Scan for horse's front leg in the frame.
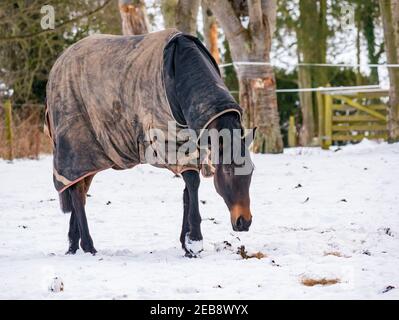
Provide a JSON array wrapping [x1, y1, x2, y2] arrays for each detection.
[[181, 170, 203, 257], [180, 187, 190, 247]]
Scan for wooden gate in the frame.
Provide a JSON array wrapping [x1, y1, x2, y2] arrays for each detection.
[[318, 88, 389, 149]]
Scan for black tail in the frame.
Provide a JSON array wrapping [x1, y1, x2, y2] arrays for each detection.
[[59, 188, 73, 213]]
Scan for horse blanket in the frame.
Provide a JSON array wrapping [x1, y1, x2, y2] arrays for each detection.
[[45, 28, 242, 193]]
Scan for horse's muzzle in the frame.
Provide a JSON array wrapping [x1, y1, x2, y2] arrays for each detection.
[[232, 216, 252, 232]]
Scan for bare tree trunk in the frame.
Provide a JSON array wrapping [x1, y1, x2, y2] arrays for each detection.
[[316, 0, 328, 87], [176, 0, 200, 35], [160, 0, 200, 35], [119, 0, 150, 35], [205, 0, 283, 153], [295, 0, 328, 146], [296, 0, 316, 146], [380, 0, 399, 142], [298, 66, 315, 146], [238, 65, 283, 153], [161, 0, 178, 28], [355, 17, 362, 86], [202, 5, 220, 64]]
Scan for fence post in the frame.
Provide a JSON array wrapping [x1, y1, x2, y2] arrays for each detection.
[[316, 91, 324, 146], [288, 115, 297, 147], [3, 99, 14, 160], [323, 94, 333, 150], [34, 109, 41, 159]]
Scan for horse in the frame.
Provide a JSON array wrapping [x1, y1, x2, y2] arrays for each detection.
[[45, 29, 255, 257]]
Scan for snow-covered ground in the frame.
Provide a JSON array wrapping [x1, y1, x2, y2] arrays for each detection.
[[0, 140, 398, 299]]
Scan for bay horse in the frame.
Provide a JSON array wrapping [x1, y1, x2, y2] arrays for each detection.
[[45, 29, 255, 257], [61, 113, 254, 257]]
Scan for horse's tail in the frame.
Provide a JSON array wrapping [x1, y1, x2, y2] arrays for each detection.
[[59, 188, 73, 213]]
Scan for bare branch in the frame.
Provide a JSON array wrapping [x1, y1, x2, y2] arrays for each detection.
[[0, 0, 113, 42]]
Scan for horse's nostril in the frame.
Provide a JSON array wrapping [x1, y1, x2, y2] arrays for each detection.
[[234, 216, 251, 232], [236, 216, 243, 228]]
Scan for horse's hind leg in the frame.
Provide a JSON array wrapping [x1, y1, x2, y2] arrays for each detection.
[[66, 175, 94, 254], [69, 175, 97, 255], [66, 210, 80, 254]]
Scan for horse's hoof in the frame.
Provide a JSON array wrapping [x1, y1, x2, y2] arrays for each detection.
[[66, 246, 78, 255], [80, 242, 97, 255], [184, 233, 203, 257], [84, 248, 97, 256], [184, 251, 197, 258], [65, 249, 77, 255]]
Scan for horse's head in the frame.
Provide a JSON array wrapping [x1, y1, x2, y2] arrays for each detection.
[[206, 113, 255, 232]]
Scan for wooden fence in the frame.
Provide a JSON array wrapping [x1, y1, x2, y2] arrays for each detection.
[[0, 100, 51, 160], [317, 88, 389, 149], [2, 89, 391, 157]]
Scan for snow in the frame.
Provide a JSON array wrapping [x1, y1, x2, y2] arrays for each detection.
[[0, 140, 398, 299]]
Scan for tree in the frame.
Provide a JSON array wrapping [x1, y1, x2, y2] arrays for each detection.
[[360, 1, 382, 84], [160, 0, 178, 28], [0, 0, 116, 104], [380, 0, 399, 142], [202, 4, 220, 64], [176, 0, 200, 35], [204, 0, 283, 153], [118, 0, 150, 35], [347, 0, 384, 84], [296, 0, 328, 146], [160, 0, 200, 35]]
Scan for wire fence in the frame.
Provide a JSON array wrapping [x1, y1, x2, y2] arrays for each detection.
[[220, 61, 394, 95], [230, 85, 389, 94], [0, 60, 395, 158], [0, 61, 396, 106], [219, 61, 399, 69]]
